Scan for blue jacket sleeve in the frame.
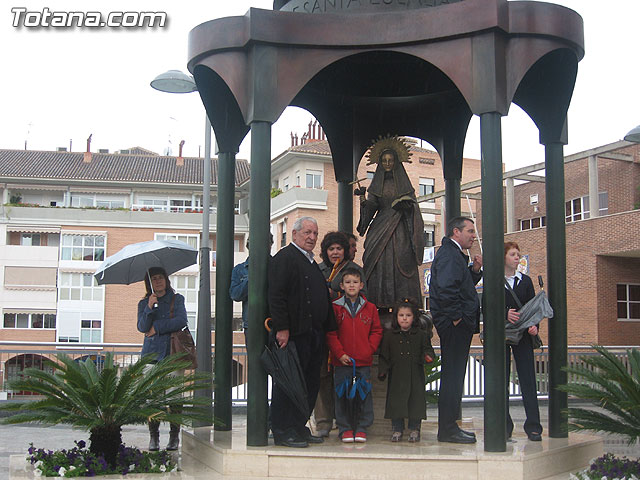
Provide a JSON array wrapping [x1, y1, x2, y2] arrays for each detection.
[[137, 298, 154, 334], [229, 264, 249, 302], [155, 294, 188, 335]]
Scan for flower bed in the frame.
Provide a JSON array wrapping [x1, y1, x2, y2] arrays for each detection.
[[571, 453, 640, 480], [27, 441, 177, 477]]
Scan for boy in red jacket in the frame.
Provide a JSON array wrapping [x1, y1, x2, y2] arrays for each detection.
[[326, 267, 383, 443]]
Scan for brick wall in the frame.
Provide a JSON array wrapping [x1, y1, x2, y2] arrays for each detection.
[[505, 210, 640, 346]]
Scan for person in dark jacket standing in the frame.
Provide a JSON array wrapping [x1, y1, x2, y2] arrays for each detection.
[[137, 267, 188, 451], [429, 217, 482, 444], [504, 241, 543, 441], [268, 216, 337, 448]]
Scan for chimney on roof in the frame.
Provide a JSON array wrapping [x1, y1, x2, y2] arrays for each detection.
[[83, 134, 92, 163], [176, 140, 185, 166]]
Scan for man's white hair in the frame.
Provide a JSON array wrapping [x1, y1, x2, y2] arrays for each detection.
[[292, 216, 318, 232]]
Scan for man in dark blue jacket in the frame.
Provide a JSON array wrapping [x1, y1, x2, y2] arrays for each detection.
[[268, 216, 336, 448], [429, 216, 482, 443]]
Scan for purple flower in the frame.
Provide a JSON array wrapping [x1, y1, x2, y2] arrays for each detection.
[[76, 440, 86, 449]]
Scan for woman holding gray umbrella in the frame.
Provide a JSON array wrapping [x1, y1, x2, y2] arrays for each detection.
[[137, 266, 188, 451], [504, 242, 542, 442]]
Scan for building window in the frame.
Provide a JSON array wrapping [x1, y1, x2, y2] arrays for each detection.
[[58, 336, 79, 343], [80, 320, 102, 343], [617, 284, 640, 321], [169, 199, 193, 213], [171, 275, 198, 343], [283, 177, 290, 191], [306, 170, 322, 189], [139, 198, 168, 211], [565, 193, 608, 222], [155, 233, 198, 249], [281, 220, 287, 248], [20, 233, 41, 246], [423, 228, 435, 247], [419, 178, 435, 197], [520, 216, 546, 231], [61, 235, 105, 261], [3, 312, 56, 329], [59, 273, 103, 301], [72, 194, 124, 209]]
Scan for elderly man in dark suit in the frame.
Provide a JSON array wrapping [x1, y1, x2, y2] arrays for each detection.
[[429, 216, 483, 444], [268, 216, 336, 448]]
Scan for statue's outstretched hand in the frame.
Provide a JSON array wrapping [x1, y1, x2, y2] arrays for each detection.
[[354, 186, 367, 197]]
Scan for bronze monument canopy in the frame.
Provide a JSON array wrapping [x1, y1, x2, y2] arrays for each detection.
[[188, 0, 583, 178]]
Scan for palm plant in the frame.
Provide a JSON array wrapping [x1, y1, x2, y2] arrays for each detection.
[[559, 345, 640, 444], [0, 352, 213, 467], [424, 355, 442, 404]]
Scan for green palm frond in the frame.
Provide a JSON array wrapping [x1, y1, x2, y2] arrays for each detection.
[[0, 352, 213, 429], [559, 345, 640, 445]]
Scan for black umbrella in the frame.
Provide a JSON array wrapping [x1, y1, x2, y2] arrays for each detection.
[[260, 337, 309, 419]]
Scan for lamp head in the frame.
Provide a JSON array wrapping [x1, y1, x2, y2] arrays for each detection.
[[150, 70, 197, 94], [624, 125, 640, 143]]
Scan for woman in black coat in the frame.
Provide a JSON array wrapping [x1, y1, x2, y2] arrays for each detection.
[[504, 241, 542, 441]]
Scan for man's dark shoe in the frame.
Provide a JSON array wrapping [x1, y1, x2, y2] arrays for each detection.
[[527, 432, 542, 442], [438, 431, 477, 444], [305, 434, 324, 444], [274, 435, 308, 448], [459, 429, 476, 438]]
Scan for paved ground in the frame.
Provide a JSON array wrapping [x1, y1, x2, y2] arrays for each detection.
[[1, 403, 638, 479]]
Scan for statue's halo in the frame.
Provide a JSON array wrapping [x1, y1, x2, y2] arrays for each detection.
[[365, 135, 412, 166]]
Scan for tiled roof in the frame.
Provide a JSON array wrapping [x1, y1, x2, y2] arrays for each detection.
[[0, 149, 250, 186], [285, 139, 438, 156], [287, 140, 333, 156]]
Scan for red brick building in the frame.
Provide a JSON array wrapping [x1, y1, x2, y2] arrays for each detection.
[[500, 141, 640, 346]]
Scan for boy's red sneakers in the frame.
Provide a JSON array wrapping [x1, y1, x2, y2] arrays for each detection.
[[341, 430, 355, 443], [354, 432, 367, 443]]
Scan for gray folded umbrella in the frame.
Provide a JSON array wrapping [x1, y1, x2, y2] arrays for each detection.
[[505, 290, 554, 345]]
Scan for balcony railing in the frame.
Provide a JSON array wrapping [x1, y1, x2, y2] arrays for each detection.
[[0, 343, 634, 404]]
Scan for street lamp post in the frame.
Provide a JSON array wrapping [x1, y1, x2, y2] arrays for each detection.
[[151, 70, 213, 426]]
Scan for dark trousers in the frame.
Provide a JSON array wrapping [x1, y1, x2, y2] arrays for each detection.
[[271, 328, 324, 440], [436, 324, 473, 437], [506, 333, 542, 436], [334, 366, 373, 434], [392, 418, 421, 433]]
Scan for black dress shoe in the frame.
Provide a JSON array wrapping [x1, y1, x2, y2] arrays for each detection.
[[274, 435, 308, 448], [459, 429, 476, 438], [438, 431, 477, 444], [527, 432, 542, 442], [305, 434, 324, 444]]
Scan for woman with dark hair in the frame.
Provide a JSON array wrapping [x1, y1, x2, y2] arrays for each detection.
[[504, 242, 542, 441], [318, 231, 366, 300], [356, 137, 424, 313], [137, 266, 188, 451]]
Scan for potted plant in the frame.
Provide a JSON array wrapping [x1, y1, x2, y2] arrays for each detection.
[[560, 345, 640, 479], [0, 353, 212, 469]]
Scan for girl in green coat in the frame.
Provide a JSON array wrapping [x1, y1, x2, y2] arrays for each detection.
[[378, 300, 435, 442]]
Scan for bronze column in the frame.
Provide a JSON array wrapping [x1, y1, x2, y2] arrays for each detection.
[[247, 120, 272, 446], [480, 112, 506, 452], [545, 141, 568, 438], [214, 150, 236, 431]]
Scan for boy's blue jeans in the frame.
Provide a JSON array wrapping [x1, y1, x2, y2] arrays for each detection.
[[334, 365, 373, 434]]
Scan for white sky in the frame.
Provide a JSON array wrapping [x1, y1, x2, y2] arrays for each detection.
[[1, 1, 638, 172]]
